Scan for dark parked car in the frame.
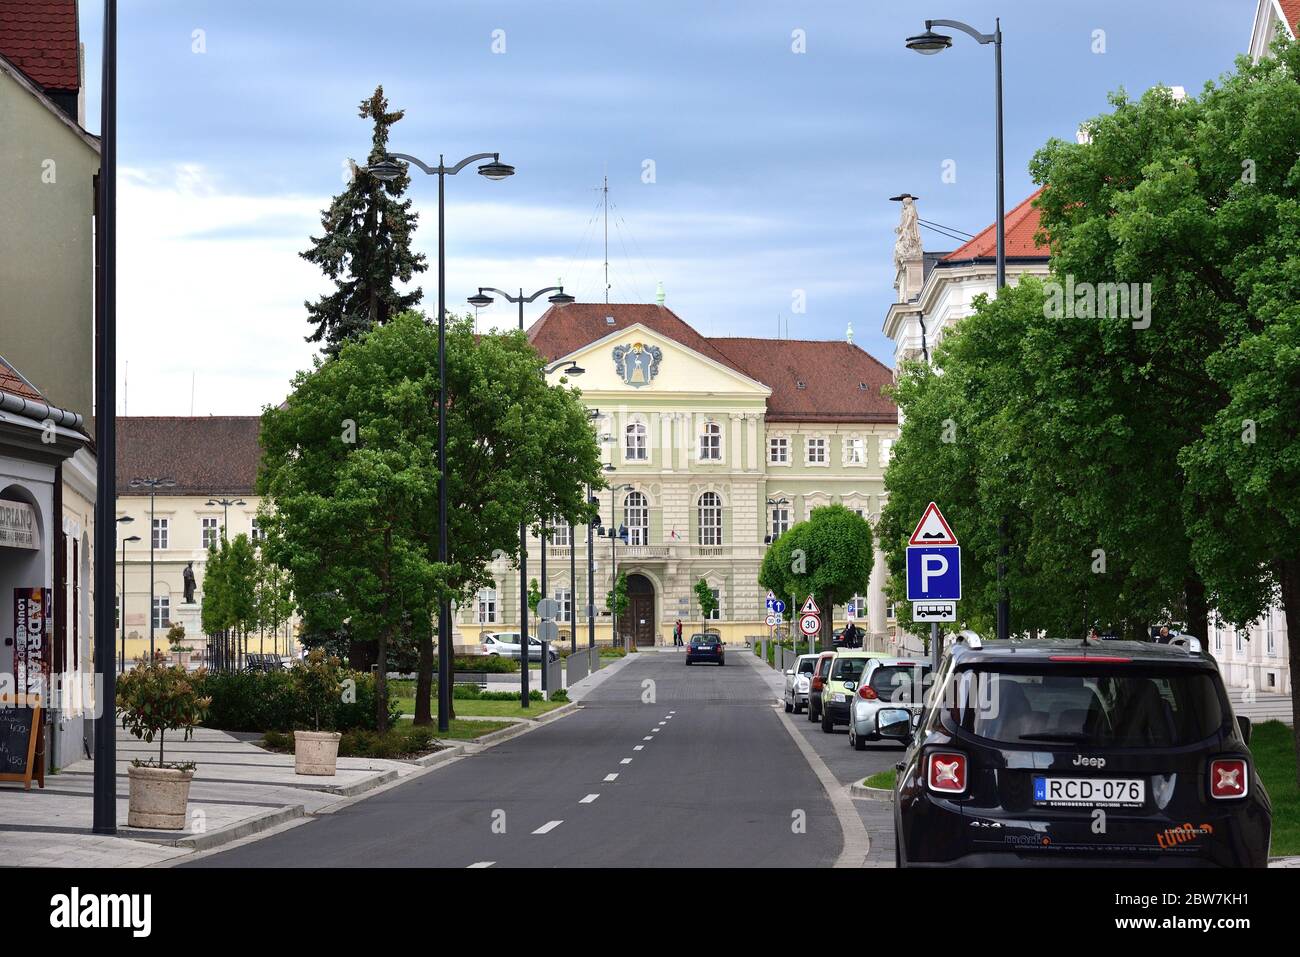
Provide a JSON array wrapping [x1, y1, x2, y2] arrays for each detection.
[[892, 636, 1271, 868], [805, 651, 836, 724], [685, 632, 725, 666]]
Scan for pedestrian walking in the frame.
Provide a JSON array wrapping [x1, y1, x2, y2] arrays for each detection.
[[674, 618, 683, 646]]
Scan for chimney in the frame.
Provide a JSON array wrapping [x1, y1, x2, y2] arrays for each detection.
[[846, 322, 854, 345], [655, 280, 665, 306]]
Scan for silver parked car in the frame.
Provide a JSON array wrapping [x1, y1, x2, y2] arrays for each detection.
[[782, 653, 820, 715], [480, 632, 558, 662], [847, 657, 931, 750]]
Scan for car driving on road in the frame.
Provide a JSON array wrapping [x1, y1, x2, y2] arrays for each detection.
[[892, 636, 1272, 868], [685, 632, 725, 666], [848, 657, 931, 750], [818, 649, 889, 733], [783, 653, 820, 714]]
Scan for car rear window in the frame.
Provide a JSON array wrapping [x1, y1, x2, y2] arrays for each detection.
[[690, 635, 714, 646], [950, 666, 1227, 748], [831, 657, 867, 681], [868, 664, 930, 703], [797, 659, 817, 674]]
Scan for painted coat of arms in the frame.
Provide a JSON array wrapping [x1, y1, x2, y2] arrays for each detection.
[[612, 341, 662, 387]]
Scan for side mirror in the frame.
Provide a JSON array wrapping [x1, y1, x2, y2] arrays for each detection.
[[785, 669, 794, 676], [877, 708, 912, 741], [844, 682, 857, 692], [1237, 715, 1252, 745]]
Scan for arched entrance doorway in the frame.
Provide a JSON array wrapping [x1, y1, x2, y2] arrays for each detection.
[[619, 573, 656, 647]]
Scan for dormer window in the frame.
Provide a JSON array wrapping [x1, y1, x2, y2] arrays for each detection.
[[605, 316, 615, 325], [796, 380, 807, 390]]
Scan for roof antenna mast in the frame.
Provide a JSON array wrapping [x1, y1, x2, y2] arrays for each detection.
[[603, 171, 610, 305]]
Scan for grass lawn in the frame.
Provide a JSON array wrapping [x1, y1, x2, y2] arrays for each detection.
[[1251, 720, 1299, 857], [864, 769, 896, 790], [436, 719, 516, 740], [394, 695, 567, 721]]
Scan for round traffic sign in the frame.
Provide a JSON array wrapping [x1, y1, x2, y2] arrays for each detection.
[[765, 614, 777, 626], [799, 614, 820, 636]]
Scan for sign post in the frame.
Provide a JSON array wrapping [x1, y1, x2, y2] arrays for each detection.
[[905, 502, 961, 673]]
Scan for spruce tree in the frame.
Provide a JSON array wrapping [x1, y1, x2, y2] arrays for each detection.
[[301, 85, 427, 354]]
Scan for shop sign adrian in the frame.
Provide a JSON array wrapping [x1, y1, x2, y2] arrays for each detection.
[[0, 501, 37, 550]]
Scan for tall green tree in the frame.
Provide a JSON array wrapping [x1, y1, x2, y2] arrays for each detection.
[[301, 85, 427, 354], [693, 578, 718, 640], [759, 504, 873, 645], [259, 312, 601, 729]]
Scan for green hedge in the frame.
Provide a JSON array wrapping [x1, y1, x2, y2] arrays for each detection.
[[200, 669, 402, 732]]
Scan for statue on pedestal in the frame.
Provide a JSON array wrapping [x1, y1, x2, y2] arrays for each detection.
[[183, 562, 197, 604]]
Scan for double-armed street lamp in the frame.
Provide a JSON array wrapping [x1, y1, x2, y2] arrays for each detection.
[[907, 16, 1009, 640], [116, 515, 138, 673], [206, 496, 246, 541], [129, 477, 175, 657], [366, 150, 514, 732], [601, 473, 634, 648], [466, 284, 580, 706], [764, 497, 789, 545]]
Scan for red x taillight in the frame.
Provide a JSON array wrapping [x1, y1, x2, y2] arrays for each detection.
[[1209, 758, 1248, 799], [858, 685, 877, 700], [927, 751, 967, 794]]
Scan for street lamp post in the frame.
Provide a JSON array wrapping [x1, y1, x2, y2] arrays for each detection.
[[907, 16, 1008, 640], [129, 477, 175, 657], [368, 151, 514, 733], [466, 285, 577, 706], [117, 515, 137, 673]]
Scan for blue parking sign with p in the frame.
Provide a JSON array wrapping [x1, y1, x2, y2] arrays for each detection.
[[906, 546, 961, 601]]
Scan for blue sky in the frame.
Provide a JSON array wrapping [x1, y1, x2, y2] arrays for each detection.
[[78, 1, 1252, 414]]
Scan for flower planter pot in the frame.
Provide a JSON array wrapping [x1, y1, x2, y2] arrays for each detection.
[[294, 730, 342, 776], [126, 764, 195, 830]]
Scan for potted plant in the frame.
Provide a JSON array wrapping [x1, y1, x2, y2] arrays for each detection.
[[291, 648, 343, 775], [166, 622, 190, 668], [115, 651, 211, 829]]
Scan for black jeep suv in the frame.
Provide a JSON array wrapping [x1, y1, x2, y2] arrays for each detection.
[[890, 637, 1271, 867]]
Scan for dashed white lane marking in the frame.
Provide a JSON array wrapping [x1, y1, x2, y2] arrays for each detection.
[[620, 758, 633, 764], [669, 710, 676, 714], [634, 745, 644, 751], [580, 794, 600, 804], [650, 728, 659, 733], [643, 735, 653, 740], [604, 773, 619, 782], [533, 820, 564, 835], [658, 721, 667, 725], [468, 861, 495, 868]]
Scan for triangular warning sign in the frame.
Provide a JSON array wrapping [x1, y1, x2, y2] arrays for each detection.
[[909, 502, 958, 545], [801, 596, 820, 616]]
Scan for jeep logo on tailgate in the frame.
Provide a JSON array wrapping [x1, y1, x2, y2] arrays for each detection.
[[1072, 755, 1106, 769]]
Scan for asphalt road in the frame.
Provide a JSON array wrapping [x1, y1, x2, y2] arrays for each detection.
[[185, 651, 845, 867]]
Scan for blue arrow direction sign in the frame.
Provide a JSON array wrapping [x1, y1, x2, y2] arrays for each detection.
[[772, 599, 786, 614], [906, 545, 961, 602]]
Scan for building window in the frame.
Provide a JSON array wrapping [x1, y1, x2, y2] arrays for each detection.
[[624, 491, 649, 546], [201, 517, 219, 549], [1213, 613, 1222, 652], [769, 436, 788, 464], [847, 437, 865, 465], [770, 506, 789, 538], [879, 437, 894, 467], [115, 594, 121, 631], [699, 421, 722, 461], [625, 420, 648, 460], [886, 603, 896, 620], [806, 436, 826, 464], [152, 596, 170, 631], [550, 521, 571, 547], [698, 492, 722, 546], [251, 518, 265, 542], [152, 517, 169, 550], [1235, 628, 1243, 653], [1266, 610, 1275, 654], [477, 587, 498, 624], [555, 587, 572, 622], [707, 587, 722, 621]]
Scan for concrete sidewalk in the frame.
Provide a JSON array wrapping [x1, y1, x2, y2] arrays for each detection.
[[0, 727, 426, 867]]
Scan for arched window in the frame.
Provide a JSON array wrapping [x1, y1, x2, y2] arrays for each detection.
[[697, 492, 722, 546], [699, 421, 722, 461], [625, 420, 647, 460], [624, 491, 649, 546]]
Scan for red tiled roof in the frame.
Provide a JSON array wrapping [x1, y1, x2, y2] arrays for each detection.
[[942, 187, 1048, 262], [709, 337, 896, 423], [0, 0, 79, 90], [1281, 0, 1300, 35], [117, 417, 263, 497], [528, 304, 896, 424], [0, 353, 45, 401]]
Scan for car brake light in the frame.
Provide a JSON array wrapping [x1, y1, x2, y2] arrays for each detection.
[[1209, 758, 1248, 799], [811, 677, 823, 691], [927, 751, 967, 795], [1049, 655, 1132, 662], [858, 685, 877, 700]]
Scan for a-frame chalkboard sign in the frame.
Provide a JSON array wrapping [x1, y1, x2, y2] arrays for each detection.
[[0, 694, 44, 789]]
